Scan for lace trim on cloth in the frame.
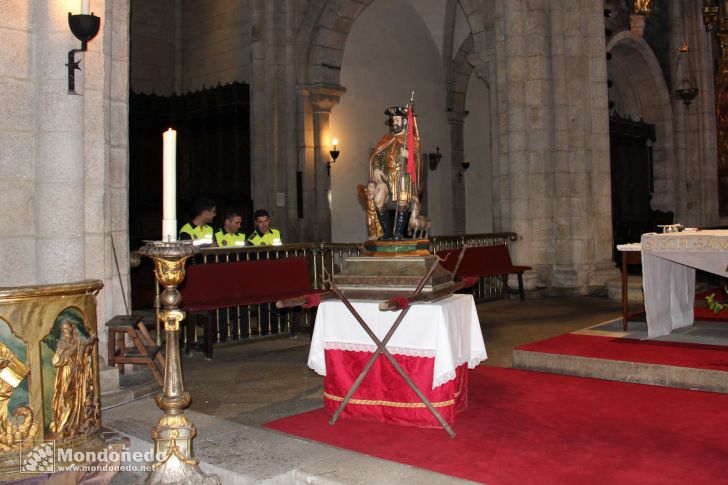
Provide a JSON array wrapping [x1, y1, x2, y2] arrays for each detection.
[[433, 357, 487, 388], [432, 370, 457, 389], [307, 359, 326, 376], [323, 341, 436, 358]]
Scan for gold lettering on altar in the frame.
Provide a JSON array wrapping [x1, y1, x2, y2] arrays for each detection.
[[643, 235, 728, 253]]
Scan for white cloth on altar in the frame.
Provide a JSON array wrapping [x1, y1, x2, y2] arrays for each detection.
[[307, 294, 487, 389], [641, 230, 728, 338]]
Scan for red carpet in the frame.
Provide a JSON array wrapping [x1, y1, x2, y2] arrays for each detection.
[[517, 333, 728, 371], [263, 366, 728, 484]]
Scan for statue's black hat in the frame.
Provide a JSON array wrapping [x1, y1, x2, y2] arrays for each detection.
[[384, 106, 409, 117]]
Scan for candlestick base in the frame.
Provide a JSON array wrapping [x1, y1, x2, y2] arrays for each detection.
[[139, 240, 219, 485]]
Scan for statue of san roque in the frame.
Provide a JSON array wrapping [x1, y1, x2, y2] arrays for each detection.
[[367, 101, 424, 240]]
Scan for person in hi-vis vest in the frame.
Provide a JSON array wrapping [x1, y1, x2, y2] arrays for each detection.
[[214, 209, 247, 247], [179, 198, 216, 245], [247, 209, 282, 246]]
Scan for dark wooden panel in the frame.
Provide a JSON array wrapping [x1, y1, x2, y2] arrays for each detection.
[[609, 115, 673, 267], [129, 82, 252, 247]]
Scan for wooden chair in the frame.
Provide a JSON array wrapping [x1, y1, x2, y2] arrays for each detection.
[[106, 315, 164, 386]]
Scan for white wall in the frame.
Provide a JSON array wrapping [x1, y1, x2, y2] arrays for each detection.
[[330, 0, 452, 242], [464, 71, 493, 233]]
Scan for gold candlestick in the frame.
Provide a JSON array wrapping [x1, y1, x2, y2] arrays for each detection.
[[139, 240, 219, 485]]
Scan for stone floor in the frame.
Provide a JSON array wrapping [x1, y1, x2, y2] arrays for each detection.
[[104, 291, 632, 483]]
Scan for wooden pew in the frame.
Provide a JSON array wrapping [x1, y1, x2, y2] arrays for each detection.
[[436, 244, 531, 301], [179, 257, 321, 358]]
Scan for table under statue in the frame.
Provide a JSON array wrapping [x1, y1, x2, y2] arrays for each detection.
[[307, 294, 487, 433]]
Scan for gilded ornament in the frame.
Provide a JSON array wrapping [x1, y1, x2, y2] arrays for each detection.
[[49, 321, 99, 440], [0, 343, 38, 452]]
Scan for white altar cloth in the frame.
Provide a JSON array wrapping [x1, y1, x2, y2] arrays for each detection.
[[641, 230, 728, 338], [307, 294, 487, 389]]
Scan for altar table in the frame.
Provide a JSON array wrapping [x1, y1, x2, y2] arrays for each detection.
[[307, 294, 487, 427], [641, 230, 728, 338]]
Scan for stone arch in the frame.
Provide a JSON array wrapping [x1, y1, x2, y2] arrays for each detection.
[[297, 0, 372, 88], [456, 0, 495, 83], [607, 30, 675, 213], [449, 35, 475, 114]]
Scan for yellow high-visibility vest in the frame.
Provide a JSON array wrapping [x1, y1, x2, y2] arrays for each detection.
[[247, 228, 282, 246]]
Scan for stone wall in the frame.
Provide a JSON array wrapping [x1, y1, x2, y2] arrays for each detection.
[[0, 0, 130, 368], [130, 0, 177, 95], [180, 0, 251, 93]]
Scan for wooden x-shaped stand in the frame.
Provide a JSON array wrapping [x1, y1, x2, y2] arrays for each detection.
[[321, 253, 464, 438]]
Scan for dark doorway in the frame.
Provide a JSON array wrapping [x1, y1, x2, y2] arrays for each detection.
[[609, 115, 673, 266]]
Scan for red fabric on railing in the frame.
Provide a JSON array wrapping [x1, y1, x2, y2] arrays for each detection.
[[461, 276, 479, 288], [302, 293, 321, 308], [180, 257, 313, 311]]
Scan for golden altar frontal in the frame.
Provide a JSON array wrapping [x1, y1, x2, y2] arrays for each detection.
[[0, 280, 105, 479]]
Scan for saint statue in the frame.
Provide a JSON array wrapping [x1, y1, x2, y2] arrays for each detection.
[[368, 100, 424, 240], [49, 321, 97, 440]]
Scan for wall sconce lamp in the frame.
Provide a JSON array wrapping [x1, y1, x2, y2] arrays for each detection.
[[67, 2, 100, 95], [328, 138, 340, 176], [459, 159, 470, 182], [429, 146, 442, 171]]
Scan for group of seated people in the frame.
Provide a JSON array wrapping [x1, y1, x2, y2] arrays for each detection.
[[178, 199, 283, 247]]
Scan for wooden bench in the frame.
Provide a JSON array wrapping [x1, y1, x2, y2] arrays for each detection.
[[179, 257, 321, 358], [436, 244, 531, 301]]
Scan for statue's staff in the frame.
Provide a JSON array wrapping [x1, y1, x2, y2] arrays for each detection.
[[393, 91, 416, 237]]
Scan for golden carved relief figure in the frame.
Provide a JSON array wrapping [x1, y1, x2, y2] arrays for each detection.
[[49, 321, 98, 440], [0, 342, 38, 451]]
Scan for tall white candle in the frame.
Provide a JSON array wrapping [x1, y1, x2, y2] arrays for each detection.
[[81, 0, 90, 14], [162, 128, 177, 241]]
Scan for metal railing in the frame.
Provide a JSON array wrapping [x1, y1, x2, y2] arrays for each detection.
[[156, 232, 518, 349]]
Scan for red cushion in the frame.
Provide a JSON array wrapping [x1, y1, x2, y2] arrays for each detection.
[[180, 257, 314, 311]]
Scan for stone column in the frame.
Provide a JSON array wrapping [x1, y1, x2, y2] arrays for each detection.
[[34, 0, 86, 283], [584, 0, 620, 288], [549, 0, 617, 292], [447, 111, 467, 233], [669, 0, 719, 227], [308, 83, 345, 242], [0, 1, 35, 286], [495, 0, 544, 288]]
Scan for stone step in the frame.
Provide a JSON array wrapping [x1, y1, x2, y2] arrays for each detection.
[[100, 367, 160, 410], [512, 348, 728, 394], [605, 275, 644, 302]]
